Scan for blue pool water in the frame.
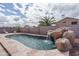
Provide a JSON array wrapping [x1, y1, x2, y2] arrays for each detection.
[[6, 34, 56, 50]]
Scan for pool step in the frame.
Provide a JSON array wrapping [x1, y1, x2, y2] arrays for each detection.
[[0, 43, 9, 56]]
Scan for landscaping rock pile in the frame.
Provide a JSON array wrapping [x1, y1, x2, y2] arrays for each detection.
[[47, 27, 75, 52], [63, 30, 75, 46], [55, 38, 72, 52]]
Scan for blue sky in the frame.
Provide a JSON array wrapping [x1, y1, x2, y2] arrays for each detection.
[[0, 3, 33, 18]]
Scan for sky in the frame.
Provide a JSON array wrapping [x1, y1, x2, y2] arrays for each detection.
[[0, 3, 33, 27], [0, 3, 33, 18], [0, 3, 79, 27]]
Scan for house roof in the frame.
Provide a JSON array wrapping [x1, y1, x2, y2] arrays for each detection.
[[56, 17, 79, 23]]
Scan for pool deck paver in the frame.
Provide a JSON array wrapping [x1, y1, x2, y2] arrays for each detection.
[[12, 49, 67, 56]]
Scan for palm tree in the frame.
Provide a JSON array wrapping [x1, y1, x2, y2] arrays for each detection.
[[39, 16, 56, 26]]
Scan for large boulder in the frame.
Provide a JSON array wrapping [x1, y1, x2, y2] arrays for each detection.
[[51, 31, 62, 39], [47, 28, 68, 41], [55, 38, 72, 52], [47, 30, 62, 42], [63, 30, 75, 46]]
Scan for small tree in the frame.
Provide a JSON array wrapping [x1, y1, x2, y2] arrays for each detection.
[[39, 16, 56, 26], [13, 17, 21, 32], [15, 23, 21, 32]]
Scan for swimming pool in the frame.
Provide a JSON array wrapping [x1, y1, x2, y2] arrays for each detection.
[[5, 34, 56, 50]]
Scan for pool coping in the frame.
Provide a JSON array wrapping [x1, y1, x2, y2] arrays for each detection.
[[3, 33, 47, 38]]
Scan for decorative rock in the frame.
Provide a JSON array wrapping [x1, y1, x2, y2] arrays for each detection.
[[55, 38, 72, 52], [51, 31, 62, 39], [47, 28, 68, 41], [63, 30, 75, 46]]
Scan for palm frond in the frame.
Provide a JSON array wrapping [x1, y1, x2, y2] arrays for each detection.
[[39, 16, 56, 26]]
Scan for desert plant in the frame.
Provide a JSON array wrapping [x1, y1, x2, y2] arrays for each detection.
[[39, 16, 56, 26], [15, 23, 21, 32]]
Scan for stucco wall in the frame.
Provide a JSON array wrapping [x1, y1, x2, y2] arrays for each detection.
[[20, 26, 57, 35], [29, 27, 40, 34], [68, 25, 79, 38], [39, 26, 57, 35], [0, 27, 16, 33], [56, 18, 79, 27], [0, 26, 56, 35], [20, 27, 29, 33], [0, 25, 79, 37]]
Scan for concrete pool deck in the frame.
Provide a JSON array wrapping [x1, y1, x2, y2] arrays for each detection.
[[0, 33, 69, 56]]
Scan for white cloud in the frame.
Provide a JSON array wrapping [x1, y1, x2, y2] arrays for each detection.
[[6, 9, 17, 14], [0, 8, 6, 16], [0, 16, 7, 22], [26, 3, 79, 23], [13, 3, 26, 15], [7, 15, 25, 27], [0, 7, 5, 12], [0, 12, 5, 16], [25, 3, 55, 24], [0, 15, 25, 27]]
